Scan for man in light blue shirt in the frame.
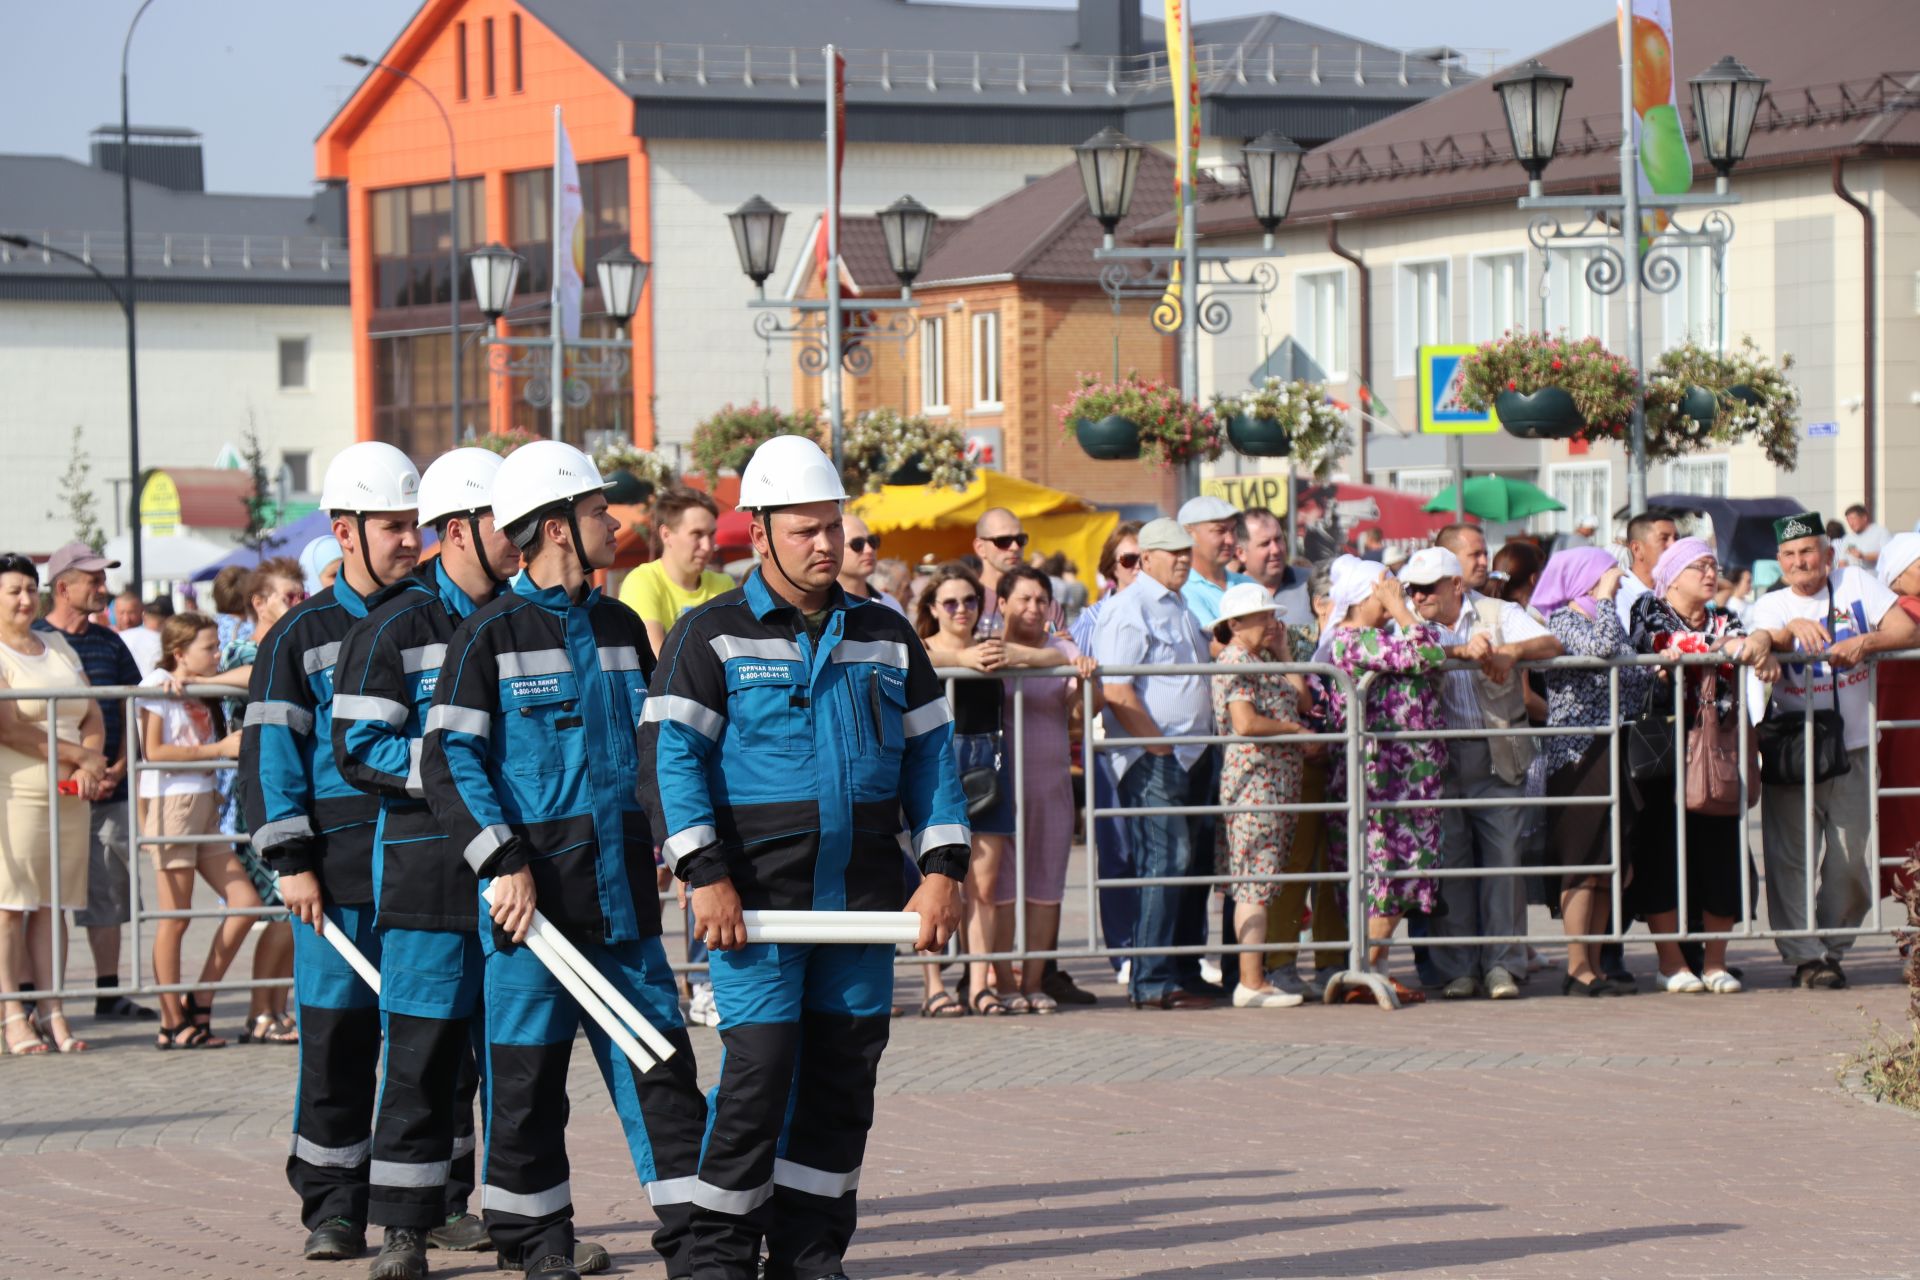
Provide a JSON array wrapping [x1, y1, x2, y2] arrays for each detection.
[[1176, 495, 1256, 628], [1094, 518, 1218, 1009]]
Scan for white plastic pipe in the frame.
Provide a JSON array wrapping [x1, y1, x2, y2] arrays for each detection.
[[740, 910, 922, 945], [320, 919, 382, 995], [521, 927, 656, 1073]]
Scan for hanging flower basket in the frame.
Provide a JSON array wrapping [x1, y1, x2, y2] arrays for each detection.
[[594, 445, 676, 505], [1460, 332, 1637, 443], [690, 403, 822, 486], [462, 427, 544, 457], [1209, 378, 1353, 476], [841, 408, 974, 494], [1679, 385, 1720, 426], [1635, 338, 1800, 468], [1059, 373, 1222, 469]]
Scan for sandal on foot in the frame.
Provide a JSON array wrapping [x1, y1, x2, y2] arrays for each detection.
[[969, 988, 1008, 1017], [1002, 992, 1034, 1014], [1026, 991, 1059, 1015], [1386, 977, 1427, 1005], [154, 1021, 219, 1050], [182, 994, 227, 1048], [31, 1009, 88, 1053], [918, 991, 964, 1018], [273, 1013, 300, 1043], [2, 1012, 47, 1056], [240, 1013, 297, 1044]]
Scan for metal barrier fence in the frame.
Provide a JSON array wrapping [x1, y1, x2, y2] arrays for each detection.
[[4, 647, 1917, 1008]]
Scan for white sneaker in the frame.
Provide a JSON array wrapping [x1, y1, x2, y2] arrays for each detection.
[[688, 983, 721, 1027], [1114, 960, 1131, 988], [1485, 966, 1521, 1000], [1232, 984, 1305, 1009], [1199, 957, 1224, 987], [1660, 969, 1707, 994], [1267, 965, 1308, 997]]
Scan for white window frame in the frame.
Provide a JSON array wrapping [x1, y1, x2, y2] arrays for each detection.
[[1662, 243, 1725, 352], [1468, 248, 1530, 343], [1545, 461, 1613, 537], [277, 335, 311, 391], [1292, 267, 1349, 382], [970, 310, 1002, 411], [1543, 242, 1610, 344], [1392, 256, 1452, 377], [1666, 455, 1730, 497], [920, 315, 948, 416], [1394, 467, 1453, 502]]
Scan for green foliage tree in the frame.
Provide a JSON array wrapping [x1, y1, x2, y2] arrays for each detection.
[[48, 426, 107, 553], [239, 422, 275, 553]]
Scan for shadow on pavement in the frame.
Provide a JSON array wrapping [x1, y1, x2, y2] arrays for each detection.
[[861, 1185, 1403, 1247]]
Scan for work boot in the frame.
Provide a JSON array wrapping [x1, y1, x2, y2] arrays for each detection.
[[428, 1212, 492, 1251], [523, 1256, 579, 1280], [369, 1227, 429, 1280], [498, 1242, 609, 1275], [304, 1217, 367, 1261]]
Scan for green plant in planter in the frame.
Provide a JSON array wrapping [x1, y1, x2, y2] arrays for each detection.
[[690, 402, 821, 486], [1458, 331, 1639, 440], [840, 408, 976, 494], [1058, 372, 1223, 469], [1633, 338, 1800, 468], [1209, 378, 1353, 478], [593, 444, 676, 505], [462, 427, 545, 457]]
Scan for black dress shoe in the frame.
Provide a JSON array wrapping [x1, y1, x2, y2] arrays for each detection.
[[370, 1227, 428, 1280], [1809, 959, 1849, 989], [303, 1217, 366, 1261], [1791, 960, 1824, 988], [1041, 967, 1097, 1005], [498, 1242, 609, 1274], [429, 1212, 492, 1251], [1180, 980, 1228, 1000], [524, 1255, 580, 1280], [1131, 989, 1215, 1010]]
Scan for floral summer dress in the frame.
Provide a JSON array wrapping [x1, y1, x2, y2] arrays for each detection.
[[1324, 623, 1447, 918], [1211, 643, 1306, 907]]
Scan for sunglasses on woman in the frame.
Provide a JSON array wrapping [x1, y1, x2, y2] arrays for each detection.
[[937, 596, 981, 615], [1115, 552, 1141, 571], [847, 536, 881, 553], [983, 533, 1030, 551]]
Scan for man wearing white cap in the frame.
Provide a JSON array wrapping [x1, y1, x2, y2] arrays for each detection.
[[1093, 517, 1219, 1008], [1401, 545, 1561, 1000], [1175, 495, 1255, 629]]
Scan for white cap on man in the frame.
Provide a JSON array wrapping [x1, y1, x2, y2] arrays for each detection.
[[1176, 495, 1239, 527], [1136, 518, 1194, 552], [1399, 546, 1464, 586]]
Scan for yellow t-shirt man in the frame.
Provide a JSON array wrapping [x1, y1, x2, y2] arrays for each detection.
[[618, 560, 735, 637]]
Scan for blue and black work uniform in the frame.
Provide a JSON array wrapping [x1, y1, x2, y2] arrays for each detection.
[[330, 560, 488, 1232], [641, 570, 969, 1280], [239, 575, 386, 1230], [420, 574, 707, 1274]]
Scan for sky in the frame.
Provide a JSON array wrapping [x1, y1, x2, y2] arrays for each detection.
[[0, 1, 1602, 197]]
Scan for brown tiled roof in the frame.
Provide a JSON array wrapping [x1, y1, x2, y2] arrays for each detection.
[[1132, 0, 1920, 239]]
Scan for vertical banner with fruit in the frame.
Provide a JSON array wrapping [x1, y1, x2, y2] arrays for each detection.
[[1622, 0, 1691, 236]]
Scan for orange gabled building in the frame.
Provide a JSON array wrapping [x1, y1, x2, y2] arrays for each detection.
[[316, 0, 651, 459]]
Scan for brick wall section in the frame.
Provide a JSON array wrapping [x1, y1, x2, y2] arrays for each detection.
[[789, 277, 1178, 511]]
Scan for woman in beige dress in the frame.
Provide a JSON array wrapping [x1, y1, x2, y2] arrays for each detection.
[[0, 553, 109, 1054]]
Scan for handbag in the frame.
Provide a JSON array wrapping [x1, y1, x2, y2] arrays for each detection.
[[961, 740, 1004, 820], [1626, 681, 1677, 782], [1757, 583, 1853, 786], [1685, 670, 1756, 815]]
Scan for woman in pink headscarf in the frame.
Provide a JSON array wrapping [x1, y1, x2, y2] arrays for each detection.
[[1626, 537, 1779, 994], [1534, 548, 1654, 996]]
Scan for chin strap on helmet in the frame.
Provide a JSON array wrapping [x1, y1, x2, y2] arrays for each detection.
[[457, 511, 507, 587], [757, 507, 812, 599], [563, 503, 594, 579], [353, 514, 387, 592]]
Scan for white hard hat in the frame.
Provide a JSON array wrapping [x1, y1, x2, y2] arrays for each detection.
[[321, 441, 420, 514], [1217, 581, 1287, 625], [737, 435, 846, 511], [417, 448, 506, 526], [490, 439, 612, 534]]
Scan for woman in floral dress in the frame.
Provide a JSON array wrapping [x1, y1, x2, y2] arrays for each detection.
[[1210, 584, 1311, 1009], [1318, 556, 1446, 1001]]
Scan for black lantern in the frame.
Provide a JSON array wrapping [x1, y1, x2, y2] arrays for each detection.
[[727, 195, 788, 288], [594, 246, 649, 324], [876, 195, 938, 287], [1492, 59, 1574, 184], [1241, 131, 1305, 234], [1073, 127, 1145, 234], [468, 242, 523, 321], [1689, 55, 1768, 180]]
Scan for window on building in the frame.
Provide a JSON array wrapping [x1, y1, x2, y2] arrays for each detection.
[[1394, 259, 1451, 376], [971, 311, 1001, 409], [281, 451, 310, 494], [506, 158, 629, 301], [1471, 251, 1527, 342], [1293, 268, 1348, 380], [1547, 463, 1612, 537], [1667, 455, 1729, 496], [1394, 468, 1453, 502], [369, 178, 485, 312], [511, 14, 524, 91], [1545, 247, 1608, 342], [277, 336, 309, 390], [455, 21, 468, 100], [371, 331, 490, 460], [1664, 243, 1723, 350], [920, 315, 948, 414], [502, 317, 635, 450], [483, 18, 496, 96]]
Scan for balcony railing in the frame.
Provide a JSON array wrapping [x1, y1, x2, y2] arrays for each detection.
[[0, 229, 349, 275]]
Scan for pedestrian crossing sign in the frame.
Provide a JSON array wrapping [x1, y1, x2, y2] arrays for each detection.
[[1418, 344, 1500, 435]]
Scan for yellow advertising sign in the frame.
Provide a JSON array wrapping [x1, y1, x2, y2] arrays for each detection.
[[139, 470, 181, 535], [1199, 472, 1291, 515], [1418, 344, 1501, 435]]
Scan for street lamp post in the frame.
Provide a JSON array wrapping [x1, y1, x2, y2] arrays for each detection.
[[121, 0, 158, 590], [1072, 127, 1304, 502], [342, 54, 464, 447], [469, 242, 650, 441], [1495, 46, 1766, 514]]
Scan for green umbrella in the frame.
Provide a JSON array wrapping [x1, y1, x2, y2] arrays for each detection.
[[1421, 474, 1566, 522]]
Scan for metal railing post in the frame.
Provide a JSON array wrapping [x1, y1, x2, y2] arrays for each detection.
[[47, 695, 64, 998], [1736, 668, 1754, 934], [1673, 656, 1690, 941], [1010, 674, 1027, 970], [1082, 669, 1099, 955], [1345, 670, 1369, 978]]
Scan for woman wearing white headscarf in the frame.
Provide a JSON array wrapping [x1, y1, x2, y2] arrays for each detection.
[[1876, 533, 1920, 900], [1318, 555, 1446, 1004]]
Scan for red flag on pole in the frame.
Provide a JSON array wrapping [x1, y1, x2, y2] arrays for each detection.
[[817, 50, 847, 291]]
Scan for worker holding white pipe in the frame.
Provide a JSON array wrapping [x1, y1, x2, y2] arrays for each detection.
[[640, 435, 969, 1280], [420, 442, 706, 1280]]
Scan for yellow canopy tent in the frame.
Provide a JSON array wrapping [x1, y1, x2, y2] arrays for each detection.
[[850, 471, 1118, 600]]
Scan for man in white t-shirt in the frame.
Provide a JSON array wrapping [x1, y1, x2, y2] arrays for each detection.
[[1749, 511, 1920, 988], [1836, 503, 1890, 571], [1614, 511, 1678, 630]]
